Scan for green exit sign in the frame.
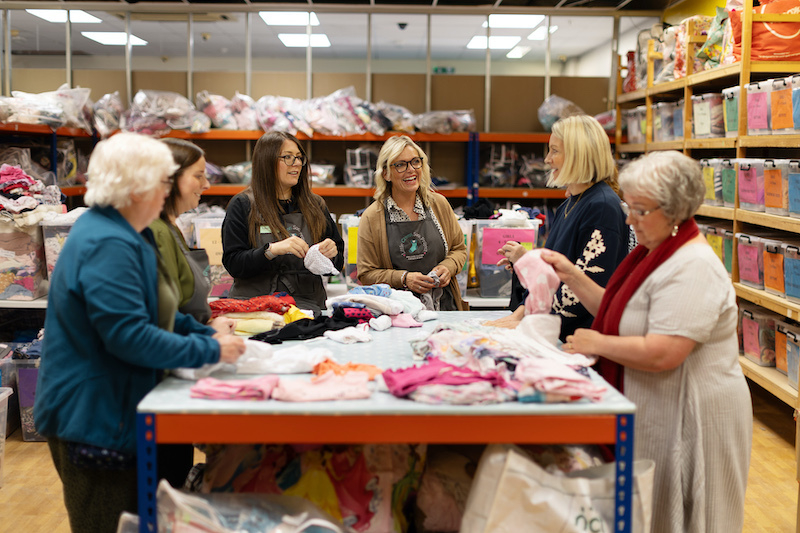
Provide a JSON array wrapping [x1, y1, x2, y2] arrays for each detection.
[[433, 66, 455, 74]]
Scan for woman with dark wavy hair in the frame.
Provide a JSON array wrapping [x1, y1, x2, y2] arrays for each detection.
[[222, 131, 344, 315]]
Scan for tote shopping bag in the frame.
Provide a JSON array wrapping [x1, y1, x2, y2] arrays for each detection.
[[461, 444, 654, 533]]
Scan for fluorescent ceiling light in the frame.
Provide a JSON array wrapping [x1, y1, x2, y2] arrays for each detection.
[[81, 32, 148, 46], [26, 9, 101, 24], [506, 46, 532, 59], [466, 36, 521, 50], [482, 14, 545, 29], [527, 26, 558, 41], [259, 12, 320, 26], [278, 34, 331, 48]]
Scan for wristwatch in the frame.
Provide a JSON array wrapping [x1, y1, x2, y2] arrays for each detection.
[[264, 243, 277, 260]]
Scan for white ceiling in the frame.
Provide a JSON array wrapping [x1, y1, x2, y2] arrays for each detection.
[[7, 9, 657, 63]]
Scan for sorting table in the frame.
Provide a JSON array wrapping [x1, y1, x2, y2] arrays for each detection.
[[136, 310, 636, 532]]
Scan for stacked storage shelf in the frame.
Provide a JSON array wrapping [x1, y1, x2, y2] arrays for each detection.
[[614, 2, 800, 528]]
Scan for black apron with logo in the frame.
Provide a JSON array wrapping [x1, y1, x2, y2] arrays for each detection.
[[168, 224, 212, 324], [384, 204, 457, 310], [229, 211, 327, 315]]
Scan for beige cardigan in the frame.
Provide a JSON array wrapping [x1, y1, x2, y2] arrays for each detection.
[[356, 191, 469, 310]]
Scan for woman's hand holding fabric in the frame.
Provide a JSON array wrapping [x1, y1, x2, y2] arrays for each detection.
[[317, 238, 338, 259], [540, 249, 579, 283], [214, 333, 246, 363], [272, 236, 309, 259], [431, 264, 452, 287], [209, 317, 236, 335], [406, 271, 436, 294], [497, 241, 527, 270]]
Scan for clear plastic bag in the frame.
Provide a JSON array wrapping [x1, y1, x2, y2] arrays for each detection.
[[222, 161, 252, 185], [310, 163, 336, 186], [255, 95, 298, 135], [415, 110, 476, 134], [196, 90, 237, 130], [375, 101, 416, 133], [537, 95, 585, 132], [230, 92, 259, 130], [92, 91, 124, 139], [12, 84, 92, 131]]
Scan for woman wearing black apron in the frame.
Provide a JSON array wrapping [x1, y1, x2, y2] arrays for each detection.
[[357, 136, 468, 311], [221, 132, 344, 316]]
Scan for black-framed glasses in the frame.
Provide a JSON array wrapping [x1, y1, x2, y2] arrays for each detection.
[[278, 154, 307, 166], [391, 157, 423, 173], [620, 201, 660, 218]]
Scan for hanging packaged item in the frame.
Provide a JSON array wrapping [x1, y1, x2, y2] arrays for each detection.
[[771, 77, 797, 135], [720, 158, 737, 208], [700, 158, 723, 206], [691, 93, 724, 138], [722, 86, 740, 137], [737, 158, 766, 212], [739, 304, 779, 367], [764, 159, 791, 216], [746, 81, 773, 135]]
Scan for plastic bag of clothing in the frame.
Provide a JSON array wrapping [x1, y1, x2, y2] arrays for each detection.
[[255, 95, 299, 135], [414, 110, 475, 134], [4, 93, 64, 129], [375, 101, 416, 133], [13, 84, 92, 132], [156, 479, 347, 533], [230, 92, 259, 131], [222, 161, 252, 185], [92, 91, 124, 139], [536, 95, 585, 132], [196, 90, 237, 130]]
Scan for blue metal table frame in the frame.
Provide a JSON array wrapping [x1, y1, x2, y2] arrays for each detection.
[[136, 311, 635, 533]]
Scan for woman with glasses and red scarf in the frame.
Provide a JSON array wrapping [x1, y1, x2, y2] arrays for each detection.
[[222, 131, 344, 316], [541, 151, 752, 533], [357, 135, 468, 310]]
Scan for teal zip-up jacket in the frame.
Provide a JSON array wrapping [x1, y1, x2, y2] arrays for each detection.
[[34, 206, 219, 454]]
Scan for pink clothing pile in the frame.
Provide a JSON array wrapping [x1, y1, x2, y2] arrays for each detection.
[[272, 371, 371, 402], [515, 357, 607, 402], [513, 249, 560, 315], [382, 357, 511, 398], [190, 375, 279, 400]]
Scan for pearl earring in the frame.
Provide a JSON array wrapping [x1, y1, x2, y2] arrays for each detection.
[[671, 225, 679, 237]]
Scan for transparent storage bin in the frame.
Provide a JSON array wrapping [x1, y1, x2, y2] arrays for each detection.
[[192, 213, 233, 298], [722, 229, 734, 276], [788, 327, 800, 390], [720, 159, 737, 208], [737, 158, 766, 212], [792, 75, 800, 132], [0, 214, 48, 300], [691, 93, 724, 139], [0, 388, 11, 487], [456, 219, 473, 297], [722, 86, 740, 138], [771, 77, 798, 135], [764, 159, 791, 216], [673, 99, 685, 139], [737, 233, 767, 289], [339, 214, 361, 289], [783, 242, 800, 304], [15, 360, 44, 442], [763, 238, 790, 297], [623, 109, 641, 144], [739, 305, 778, 367], [789, 161, 800, 218], [474, 220, 540, 298], [634, 105, 647, 144], [703, 225, 725, 265], [700, 158, 723, 206], [746, 80, 772, 136], [775, 320, 800, 376], [653, 101, 676, 142]]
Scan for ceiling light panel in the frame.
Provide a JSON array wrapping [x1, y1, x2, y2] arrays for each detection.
[[483, 14, 545, 29], [506, 46, 532, 59], [278, 34, 331, 48], [466, 36, 521, 50], [81, 32, 147, 46], [259, 12, 320, 26], [26, 9, 101, 24]]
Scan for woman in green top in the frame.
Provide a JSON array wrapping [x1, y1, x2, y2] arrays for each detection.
[[150, 138, 233, 329]]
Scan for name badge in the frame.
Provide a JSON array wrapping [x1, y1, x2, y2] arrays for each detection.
[[260, 225, 272, 234]]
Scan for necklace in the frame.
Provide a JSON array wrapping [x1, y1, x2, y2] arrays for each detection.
[[563, 190, 585, 219]]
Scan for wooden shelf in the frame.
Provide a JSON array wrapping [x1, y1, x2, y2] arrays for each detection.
[[617, 88, 647, 104], [477, 188, 565, 199], [735, 282, 800, 321], [736, 210, 800, 234], [750, 61, 800, 74], [647, 140, 684, 152], [0, 298, 47, 309], [739, 355, 797, 408], [684, 138, 737, 149], [617, 143, 645, 153], [696, 204, 735, 220], [686, 63, 741, 86], [0, 122, 91, 137], [739, 135, 800, 148], [647, 78, 685, 96]]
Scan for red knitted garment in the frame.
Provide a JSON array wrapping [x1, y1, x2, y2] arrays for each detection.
[[209, 293, 296, 318]]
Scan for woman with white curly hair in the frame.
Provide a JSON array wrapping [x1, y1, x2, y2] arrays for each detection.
[[543, 150, 752, 533]]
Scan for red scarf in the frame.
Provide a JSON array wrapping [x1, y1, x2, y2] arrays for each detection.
[[591, 218, 700, 392]]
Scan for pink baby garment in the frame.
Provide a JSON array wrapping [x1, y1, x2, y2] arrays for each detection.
[[513, 249, 560, 315], [272, 371, 372, 402], [190, 375, 279, 400]]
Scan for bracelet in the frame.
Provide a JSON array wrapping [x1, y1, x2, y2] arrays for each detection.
[[401, 271, 408, 288]]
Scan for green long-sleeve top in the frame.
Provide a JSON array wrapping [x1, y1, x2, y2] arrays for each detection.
[[150, 218, 194, 308]]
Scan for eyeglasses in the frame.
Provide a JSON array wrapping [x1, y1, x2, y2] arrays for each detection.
[[160, 178, 174, 189], [620, 201, 660, 218], [278, 154, 306, 167], [390, 157, 423, 173]]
